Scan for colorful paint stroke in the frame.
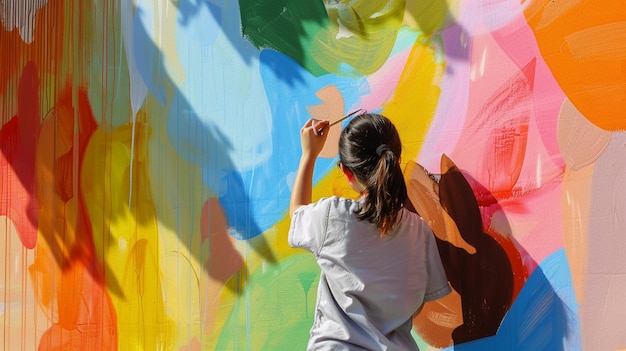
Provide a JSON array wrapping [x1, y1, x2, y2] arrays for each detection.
[[1, 0, 624, 350]]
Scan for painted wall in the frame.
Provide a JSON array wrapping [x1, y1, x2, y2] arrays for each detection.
[[1, 0, 625, 350]]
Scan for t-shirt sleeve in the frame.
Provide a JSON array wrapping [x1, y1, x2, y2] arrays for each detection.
[[424, 230, 452, 302], [288, 198, 331, 257]]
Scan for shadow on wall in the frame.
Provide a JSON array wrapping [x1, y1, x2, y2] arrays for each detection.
[[104, 4, 283, 293], [173, 0, 330, 81], [0, 1, 281, 298], [404, 0, 471, 72], [407, 155, 573, 349]]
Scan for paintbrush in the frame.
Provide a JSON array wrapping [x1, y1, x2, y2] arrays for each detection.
[[314, 109, 364, 135]]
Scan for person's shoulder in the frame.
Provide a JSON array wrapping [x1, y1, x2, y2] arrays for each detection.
[[296, 196, 352, 213], [328, 195, 360, 211], [400, 207, 424, 222], [398, 208, 432, 234], [308, 196, 360, 219]]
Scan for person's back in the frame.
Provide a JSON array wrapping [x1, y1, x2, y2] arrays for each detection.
[[290, 196, 450, 350], [289, 112, 451, 350]]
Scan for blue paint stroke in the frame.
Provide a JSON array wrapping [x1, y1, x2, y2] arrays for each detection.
[[216, 49, 364, 239], [443, 248, 581, 351], [167, 0, 365, 239], [166, 0, 273, 240]]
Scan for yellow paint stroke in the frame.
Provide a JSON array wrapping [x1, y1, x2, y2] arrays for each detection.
[[381, 39, 444, 164], [81, 118, 175, 350], [144, 104, 209, 349]]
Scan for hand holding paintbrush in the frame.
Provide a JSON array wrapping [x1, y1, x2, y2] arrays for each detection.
[[313, 109, 364, 135]]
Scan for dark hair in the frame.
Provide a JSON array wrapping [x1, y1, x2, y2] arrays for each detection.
[[338, 113, 407, 235]]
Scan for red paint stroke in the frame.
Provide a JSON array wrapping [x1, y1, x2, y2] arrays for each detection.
[[457, 58, 535, 204], [450, 59, 559, 267], [0, 61, 41, 248]]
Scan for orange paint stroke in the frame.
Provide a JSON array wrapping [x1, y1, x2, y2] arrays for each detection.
[[524, 0, 626, 130], [30, 84, 117, 350], [405, 160, 475, 255]]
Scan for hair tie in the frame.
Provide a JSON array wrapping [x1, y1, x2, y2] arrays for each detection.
[[376, 144, 391, 157]]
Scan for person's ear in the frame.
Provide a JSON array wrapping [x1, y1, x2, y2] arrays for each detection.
[[340, 163, 356, 183]]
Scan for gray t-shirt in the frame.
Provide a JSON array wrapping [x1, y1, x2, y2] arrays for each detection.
[[289, 196, 451, 351]]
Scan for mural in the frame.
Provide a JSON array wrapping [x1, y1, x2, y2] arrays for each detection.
[[1, 0, 625, 350]]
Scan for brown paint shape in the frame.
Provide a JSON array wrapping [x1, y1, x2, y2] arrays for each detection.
[[408, 155, 525, 346], [436, 154, 514, 344]]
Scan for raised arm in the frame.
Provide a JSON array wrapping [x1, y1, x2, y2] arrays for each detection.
[[289, 118, 329, 216]]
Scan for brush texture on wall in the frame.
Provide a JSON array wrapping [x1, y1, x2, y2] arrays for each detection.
[[1, 0, 625, 350]]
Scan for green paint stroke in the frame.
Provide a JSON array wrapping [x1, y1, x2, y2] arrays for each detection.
[[311, 1, 406, 76], [239, 0, 330, 76], [217, 254, 320, 350]]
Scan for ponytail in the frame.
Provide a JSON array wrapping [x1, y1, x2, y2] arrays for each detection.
[[338, 114, 408, 236]]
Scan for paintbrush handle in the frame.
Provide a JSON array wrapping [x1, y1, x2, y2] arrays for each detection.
[[323, 109, 363, 130]]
